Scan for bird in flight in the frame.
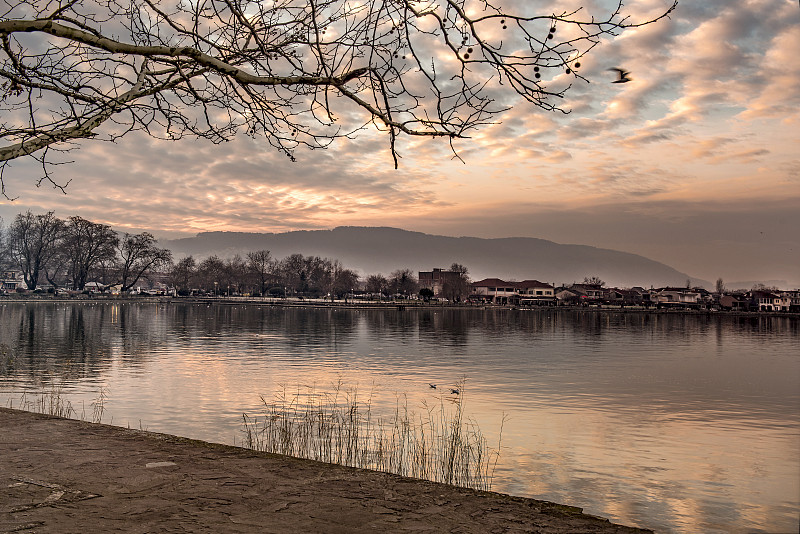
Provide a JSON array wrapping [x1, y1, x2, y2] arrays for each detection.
[[429, 383, 437, 389], [609, 68, 632, 83]]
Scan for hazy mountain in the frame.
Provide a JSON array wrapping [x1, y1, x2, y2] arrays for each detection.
[[164, 226, 707, 288]]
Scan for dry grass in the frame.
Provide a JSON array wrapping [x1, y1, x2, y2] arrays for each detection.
[[8, 385, 108, 424], [3, 342, 109, 424], [13, 387, 77, 419], [241, 381, 504, 491]]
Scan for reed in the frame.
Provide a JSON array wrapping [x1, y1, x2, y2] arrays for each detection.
[[85, 386, 109, 424], [9, 385, 108, 424], [15, 387, 77, 419], [241, 381, 503, 491]]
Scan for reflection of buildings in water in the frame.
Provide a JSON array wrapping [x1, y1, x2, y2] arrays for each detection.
[[417, 309, 470, 345], [281, 308, 359, 346], [363, 309, 417, 337]]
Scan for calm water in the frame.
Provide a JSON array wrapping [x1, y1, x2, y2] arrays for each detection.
[[1, 302, 798, 533]]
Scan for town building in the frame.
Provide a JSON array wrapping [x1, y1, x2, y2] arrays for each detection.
[[653, 287, 701, 309], [470, 278, 517, 304], [418, 268, 467, 298], [749, 290, 788, 311], [719, 294, 747, 311], [470, 278, 555, 305], [515, 280, 557, 305], [557, 283, 606, 305], [781, 290, 800, 312], [1, 270, 23, 292]]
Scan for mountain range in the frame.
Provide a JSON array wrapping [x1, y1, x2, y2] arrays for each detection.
[[163, 227, 710, 289]]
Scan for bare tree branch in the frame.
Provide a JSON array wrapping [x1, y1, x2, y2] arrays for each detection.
[[0, 0, 677, 190]]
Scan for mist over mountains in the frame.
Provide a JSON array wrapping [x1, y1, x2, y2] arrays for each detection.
[[164, 226, 707, 288]]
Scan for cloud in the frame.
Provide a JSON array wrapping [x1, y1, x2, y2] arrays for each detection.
[[689, 137, 737, 159], [560, 118, 615, 140], [0, 130, 449, 235], [705, 148, 770, 165], [1, 0, 797, 287], [739, 24, 800, 121]]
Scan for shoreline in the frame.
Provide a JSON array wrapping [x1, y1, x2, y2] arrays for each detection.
[[1, 407, 653, 533], [1, 294, 797, 318]]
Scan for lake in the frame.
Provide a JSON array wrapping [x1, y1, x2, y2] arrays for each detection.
[[1, 301, 797, 533]]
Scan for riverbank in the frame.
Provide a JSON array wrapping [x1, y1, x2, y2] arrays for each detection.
[[1, 408, 652, 533]]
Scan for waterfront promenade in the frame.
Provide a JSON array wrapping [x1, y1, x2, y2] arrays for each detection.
[[2, 293, 796, 318]]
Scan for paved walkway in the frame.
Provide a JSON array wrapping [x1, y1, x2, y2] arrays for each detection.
[[1, 408, 652, 533]]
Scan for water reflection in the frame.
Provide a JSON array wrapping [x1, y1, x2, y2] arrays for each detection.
[[0, 302, 797, 533], [2, 304, 112, 379]]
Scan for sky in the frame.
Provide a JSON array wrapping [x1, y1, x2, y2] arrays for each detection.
[[1, 0, 799, 287]]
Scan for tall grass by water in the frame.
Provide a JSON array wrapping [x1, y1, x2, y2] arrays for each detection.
[[5, 385, 109, 424], [241, 381, 504, 491], [2, 344, 109, 423]]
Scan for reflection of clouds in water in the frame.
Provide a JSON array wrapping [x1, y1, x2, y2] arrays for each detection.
[[0, 303, 797, 533], [491, 406, 797, 533]]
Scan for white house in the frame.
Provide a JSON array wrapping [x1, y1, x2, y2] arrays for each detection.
[[1, 270, 23, 292], [516, 280, 556, 305], [471, 278, 555, 305], [471, 278, 518, 304], [654, 288, 701, 308]]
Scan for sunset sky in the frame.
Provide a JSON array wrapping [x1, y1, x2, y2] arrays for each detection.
[[1, 0, 798, 286]]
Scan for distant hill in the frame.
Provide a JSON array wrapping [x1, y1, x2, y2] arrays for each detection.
[[163, 226, 705, 288]]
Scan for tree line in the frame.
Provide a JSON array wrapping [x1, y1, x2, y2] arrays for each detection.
[[0, 211, 171, 292], [171, 252, 362, 298], [171, 254, 424, 299], [0, 211, 451, 299]]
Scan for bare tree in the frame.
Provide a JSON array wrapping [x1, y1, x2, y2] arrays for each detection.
[[169, 256, 196, 295], [442, 262, 470, 302], [117, 232, 173, 291], [278, 253, 307, 295], [247, 250, 273, 296], [0, 0, 676, 192], [715, 277, 725, 295], [7, 210, 64, 290], [197, 255, 227, 294], [330, 259, 358, 300], [752, 283, 779, 292], [224, 254, 248, 295], [304, 255, 332, 297], [583, 276, 605, 287], [366, 273, 388, 297], [62, 216, 119, 290], [389, 268, 417, 297], [90, 255, 119, 287]]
